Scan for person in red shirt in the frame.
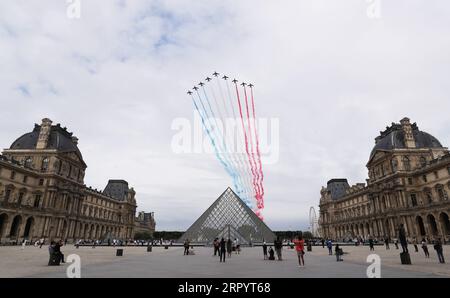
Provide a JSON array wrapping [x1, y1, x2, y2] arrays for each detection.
[[293, 234, 305, 267]]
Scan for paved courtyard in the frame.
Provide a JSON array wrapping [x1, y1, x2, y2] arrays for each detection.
[[0, 245, 448, 278]]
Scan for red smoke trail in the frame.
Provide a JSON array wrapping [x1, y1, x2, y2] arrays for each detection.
[[234, 82, 260, 208], [243, 85, 262, 207], [250, 86, 265, 205]]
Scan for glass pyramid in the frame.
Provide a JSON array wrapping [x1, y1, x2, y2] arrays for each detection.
[[180, 187, 276, 244]]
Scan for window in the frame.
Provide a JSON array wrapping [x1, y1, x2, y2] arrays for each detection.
[[403, 157, 411, 171], [420, 156, 427, 168], [34, 195, 41, 208], [408, 177, 413, 185], [41, 157, 49, 172], [18, 192, 24, 205], [24, 157, 32, 168], [57, 160, 62, 174], [422, 175, 428, 183], [5, 189, 11, 201], [10, 171, 16, 180], [39, 179, 44, 186], [434, 171, 439, 179], [410, 194, 418, 207], [437, 186, 447, 201], [23, 176, 28, 183], [447, 167, 450, 176], [425, 190, 433, 204], [391, 158, 398, 172]]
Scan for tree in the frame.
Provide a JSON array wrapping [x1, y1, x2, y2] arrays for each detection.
[[302, 231, 313, 240], [134, 231, 152, 240]]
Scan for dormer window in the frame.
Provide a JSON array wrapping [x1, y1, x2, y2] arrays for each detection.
[[24, 157, 32, 168], [420, 156, 427, 168], [41, 157, 49, 172], [403, 156, 411, 171]]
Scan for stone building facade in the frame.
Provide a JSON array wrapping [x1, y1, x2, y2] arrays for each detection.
[[134, 211, 156, 236], [319, 118, 450, 242], [0, 118, 151, 244]]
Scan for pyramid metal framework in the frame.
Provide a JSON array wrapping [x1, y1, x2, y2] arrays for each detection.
[[180, 188, 276, 244]]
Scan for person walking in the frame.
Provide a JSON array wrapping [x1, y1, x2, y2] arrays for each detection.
[[321, 238, 325, 248], [226, 239, 232, 258], [262, 241, 268, 260], [274, 236, 283, 261], [398, 224, 409, 253], [413, 238, 419, 253], [326, 239, 333, 255], [421, 238, 430, 258], [219, 238, 226, 263], [54, 240, 65, 263], [369, 237, 375, 251], [235, 238, 240, 254], [335, 244, 343, 262], [268, 247, 275, 260], [48, 241, 57, 265], [384, 237, 390, 250], [39, 238, 45, 249], [433, 238, 445, 264], [183, 239, 190, 255], [213, 238, 219, 256], [294, 234, 305, 267]]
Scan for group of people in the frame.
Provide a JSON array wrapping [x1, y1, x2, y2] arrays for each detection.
[[212, 238, 240, 262], [322, 223, 446, 264], [48, 240, 65, 266], [262, 235, 305, 267]]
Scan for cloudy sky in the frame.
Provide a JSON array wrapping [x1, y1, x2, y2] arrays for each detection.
[[1, 1, 450, 231]]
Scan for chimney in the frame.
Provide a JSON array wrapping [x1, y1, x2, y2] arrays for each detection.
[[36, 118, 53, 149], [400, 117, 416, 148], [71, 136, 79, 145]]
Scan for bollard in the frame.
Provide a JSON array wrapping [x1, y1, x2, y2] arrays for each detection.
[[400, 252, 411, 265], [164, 245, 168, 249], [116, 249, 123, 256], [147, 246, 152, 252]]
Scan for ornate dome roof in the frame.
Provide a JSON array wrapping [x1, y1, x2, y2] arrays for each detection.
[[10, 122, 83, 159], [369, 118, 443, 159]]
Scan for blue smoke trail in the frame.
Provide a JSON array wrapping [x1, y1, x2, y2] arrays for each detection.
[[190, 93, 236, 187], [197, 88, 250, 206]]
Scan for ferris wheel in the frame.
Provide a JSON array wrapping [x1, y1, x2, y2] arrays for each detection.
[[309, 207, 320, 237]]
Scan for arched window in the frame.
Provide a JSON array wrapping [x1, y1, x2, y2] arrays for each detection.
[[403, 156, 411, 171], [41, 157, 49, 172]]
